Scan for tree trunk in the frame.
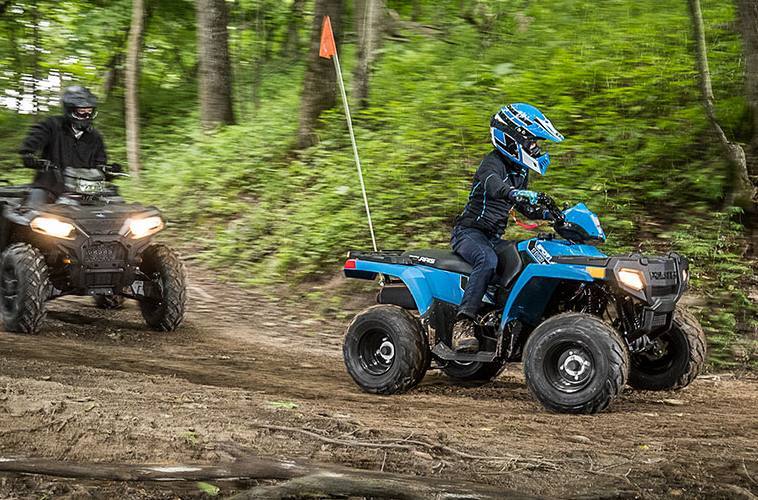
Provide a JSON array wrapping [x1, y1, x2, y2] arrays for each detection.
[[295, 0, 343, 149], [125, 0, 145, 177], [103, 51, 123, 101], [8, 15, 23, 112], [411, 0, 421, 22], [282, 0, 305, 58], [352, 0, 385, 108], [687, 0, 756, 207], [196, 0, 235, 129], [252, 18, 274, 111], [736, 0, 758, 254], [738, 0, 758, 181], [247, 0, 274, 113], [31, 0, 39, 114]]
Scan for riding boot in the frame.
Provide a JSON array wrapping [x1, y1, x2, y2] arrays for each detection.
[[452, 317, 479, 353]]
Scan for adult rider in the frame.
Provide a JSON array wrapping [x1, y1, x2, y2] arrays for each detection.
[[18, 86, 111, 206]]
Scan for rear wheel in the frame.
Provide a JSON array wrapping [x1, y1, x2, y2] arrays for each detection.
[[138, 245, 187, 331], [343, 305, 429, 394], [441, 359, 506, 382], [0, 243, 51, 334], [524, 313, 628, 414], [628, 307, 706, 391], [93, 295, 125, 310]]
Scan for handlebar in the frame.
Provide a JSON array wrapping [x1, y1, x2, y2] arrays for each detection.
[[23, 156, 123, 176], [536, 193, 565, 223], [97, 163, 123, 174], [26, 157, 58, 171]]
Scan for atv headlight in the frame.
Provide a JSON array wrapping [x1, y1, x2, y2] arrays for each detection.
[[617, 268, 646, 291], [30, 216, 76, 240], [128, 216, 164, 239]]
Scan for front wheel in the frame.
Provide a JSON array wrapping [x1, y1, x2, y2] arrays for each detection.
[[0, 243, 51, 334], [138, 244, 187, 331], [628, 307, 706, 391], [441, 359, 506, 383], [343, 305, 429, 395], [524, 313, 629, 414]]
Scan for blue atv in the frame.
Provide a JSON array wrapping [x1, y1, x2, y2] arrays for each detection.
[[342, 195, 706, 414]]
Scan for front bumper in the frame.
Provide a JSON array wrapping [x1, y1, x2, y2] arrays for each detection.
[[608, 252, 688, 337], [557, 252, 689, 337], [606, 252, 688, 308], [30, 228, 158, 297], [50, 235, 154, 295]]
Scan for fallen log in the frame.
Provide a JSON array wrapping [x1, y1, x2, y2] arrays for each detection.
[[232, 471, 510, 500], [0, 455, 537, 499]]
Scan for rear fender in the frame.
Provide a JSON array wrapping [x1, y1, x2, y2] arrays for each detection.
[[499, 263, 595, 330], [345, 260, 465, 315]]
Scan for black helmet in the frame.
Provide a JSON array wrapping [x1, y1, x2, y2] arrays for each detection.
[[62, 86, 98, 131]]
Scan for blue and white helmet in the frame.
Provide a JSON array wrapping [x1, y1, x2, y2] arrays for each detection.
[[490, 103, 564, 175]]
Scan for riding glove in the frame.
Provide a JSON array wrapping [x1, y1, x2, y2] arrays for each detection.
[[510, 189, 539, 205]]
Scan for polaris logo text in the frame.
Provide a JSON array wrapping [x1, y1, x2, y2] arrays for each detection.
[[650, 271, 676, 280]]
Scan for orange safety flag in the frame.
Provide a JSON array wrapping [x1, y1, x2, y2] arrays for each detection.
[[319, 15, 337, 59]]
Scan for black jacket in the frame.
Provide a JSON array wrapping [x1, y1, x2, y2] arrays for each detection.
[[19, 116, 107, 195], [455, 150, 543, 238]]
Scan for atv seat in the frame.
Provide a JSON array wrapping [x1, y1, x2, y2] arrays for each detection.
[[402, 249, 472, 275], [402, 242, 523, 289], [495, 241, 523, 290]]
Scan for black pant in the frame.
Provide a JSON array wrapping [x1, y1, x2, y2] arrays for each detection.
[[451, 225, 502, 319], [26, 188, 55, 207]]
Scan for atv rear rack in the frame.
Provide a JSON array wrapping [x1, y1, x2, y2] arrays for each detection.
[[347, 250, 411, 265]]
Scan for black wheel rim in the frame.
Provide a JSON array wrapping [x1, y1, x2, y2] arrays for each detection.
[[544, 342, 596, 393], [1, 263, 19, 315], [633, 335, 679, 375], [358, 329, 396, 376]]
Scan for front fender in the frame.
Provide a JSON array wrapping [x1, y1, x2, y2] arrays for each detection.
[[499, 263, 595, 330]]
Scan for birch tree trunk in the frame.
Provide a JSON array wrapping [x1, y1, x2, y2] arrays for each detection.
[[296, 0, 343, 149], [687, 0, 756, 206], [125, 0, 145, 177], [352, 0, 385, 108], [196, 0, 235, 129]]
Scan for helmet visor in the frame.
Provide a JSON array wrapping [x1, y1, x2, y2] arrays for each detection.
[[72, 108, 97, 120]]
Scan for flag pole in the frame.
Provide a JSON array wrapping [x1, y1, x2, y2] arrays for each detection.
[[320, 16, 378, 252], [331, 51, 378, 252]]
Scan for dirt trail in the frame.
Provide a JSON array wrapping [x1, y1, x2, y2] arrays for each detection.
[[0, 266, 756, 499]]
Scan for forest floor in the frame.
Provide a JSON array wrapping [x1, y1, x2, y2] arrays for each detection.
[[0, 263, 756, 499]]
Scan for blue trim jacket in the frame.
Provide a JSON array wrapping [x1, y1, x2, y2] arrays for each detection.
[[455, 150, 546, 238]]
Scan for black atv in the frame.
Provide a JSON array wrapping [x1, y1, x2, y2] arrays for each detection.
[[0, 163, 187, 334]]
